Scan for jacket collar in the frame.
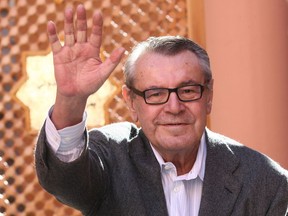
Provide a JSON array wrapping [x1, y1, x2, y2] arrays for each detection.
[[128, 129, 169, 216], [199, 128, 242, 215]]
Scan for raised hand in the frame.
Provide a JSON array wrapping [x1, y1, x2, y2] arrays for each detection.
[[48, 5, 125, 129]]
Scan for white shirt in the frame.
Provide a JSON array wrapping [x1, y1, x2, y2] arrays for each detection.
[[45, 109, 206, 216], [151, 134, 206, 216]]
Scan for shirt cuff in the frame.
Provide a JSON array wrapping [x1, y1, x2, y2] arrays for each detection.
[[45, 107, 86, 154]]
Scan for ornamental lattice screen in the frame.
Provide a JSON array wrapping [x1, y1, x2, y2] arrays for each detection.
[[0, 0, 189, 215]]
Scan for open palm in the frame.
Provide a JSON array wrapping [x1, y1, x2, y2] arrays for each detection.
[[48, 5, 124, 99], [48, 5, 124, 128]]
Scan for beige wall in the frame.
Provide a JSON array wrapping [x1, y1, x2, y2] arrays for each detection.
[[204, 0, 288, 169]]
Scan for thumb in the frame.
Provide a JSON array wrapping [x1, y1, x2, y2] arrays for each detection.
[[95, 47, 125, 89], [103, 47, 125, 71]]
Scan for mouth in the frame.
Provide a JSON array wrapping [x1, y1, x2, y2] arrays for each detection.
[[157, 123, 190, 134], [160, 123, 189, 126]]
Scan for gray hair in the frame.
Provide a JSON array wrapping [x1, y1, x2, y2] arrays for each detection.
[[124, 36, 212, 87]]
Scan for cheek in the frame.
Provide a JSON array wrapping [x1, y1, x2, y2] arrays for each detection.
[[135, 104, 159, 128], [188, 102, 209, 126]]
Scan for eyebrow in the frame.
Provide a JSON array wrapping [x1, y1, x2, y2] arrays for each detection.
[[144, 79, 202, 89]]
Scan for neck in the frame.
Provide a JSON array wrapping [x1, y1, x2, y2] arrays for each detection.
[[159, 146, 199, 176]]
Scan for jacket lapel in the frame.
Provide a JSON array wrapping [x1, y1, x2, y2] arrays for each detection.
[[199, 129, 242, 215], [128, 130, 169, 216]]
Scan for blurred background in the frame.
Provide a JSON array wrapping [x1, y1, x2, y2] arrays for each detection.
[[0, 0, 287, 215]]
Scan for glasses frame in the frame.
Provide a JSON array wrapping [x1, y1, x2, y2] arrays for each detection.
[[127, 84, 206, 105]]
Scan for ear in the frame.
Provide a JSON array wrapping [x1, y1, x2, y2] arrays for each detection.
[[206, 79, 214, 114], [122, 85, 138, 122]]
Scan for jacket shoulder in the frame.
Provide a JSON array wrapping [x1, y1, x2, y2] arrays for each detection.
[[206, 128, 288, 178], [89, 122, 140, 144]]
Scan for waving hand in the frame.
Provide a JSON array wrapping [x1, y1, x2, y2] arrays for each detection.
[[48, 5, 125, 129]]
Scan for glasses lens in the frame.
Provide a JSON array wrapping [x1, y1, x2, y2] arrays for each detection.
[[178, 85, 202, 101], [145, 89, 168, 104]]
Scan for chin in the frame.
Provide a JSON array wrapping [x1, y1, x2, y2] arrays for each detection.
[[159, 135, 196, 149]]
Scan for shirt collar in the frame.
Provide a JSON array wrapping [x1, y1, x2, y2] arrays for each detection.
[[151, 132, 207, 181]]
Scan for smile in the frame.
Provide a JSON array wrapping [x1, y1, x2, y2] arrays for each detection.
[[160, 123, 190, 126]]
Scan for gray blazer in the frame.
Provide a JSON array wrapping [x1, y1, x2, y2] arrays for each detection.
[[35, 122, 288, 216]]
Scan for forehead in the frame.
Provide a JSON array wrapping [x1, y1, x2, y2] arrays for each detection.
[[134, 50, 203, 87]]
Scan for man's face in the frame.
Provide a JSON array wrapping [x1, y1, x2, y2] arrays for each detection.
[[123, 51, 213, 155]]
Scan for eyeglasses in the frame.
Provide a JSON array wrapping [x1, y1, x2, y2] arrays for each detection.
[[128, 84, 205, 105]]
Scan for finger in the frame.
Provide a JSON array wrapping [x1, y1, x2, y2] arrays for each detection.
[[76, 4, 87, 43], [89, 10, 103, 50], [64, 7, 75, 46], [47, 21, 62, 53]]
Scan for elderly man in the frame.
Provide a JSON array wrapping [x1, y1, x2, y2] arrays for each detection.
[[35, 4, 288, 216]]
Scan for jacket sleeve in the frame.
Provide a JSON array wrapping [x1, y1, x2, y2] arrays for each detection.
[[35, 125, 108, 215]]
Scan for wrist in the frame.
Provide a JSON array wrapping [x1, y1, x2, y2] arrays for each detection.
[[51, 93, 88, 129]]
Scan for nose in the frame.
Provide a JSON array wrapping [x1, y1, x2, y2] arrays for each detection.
[[164, 92, 185, 114]]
